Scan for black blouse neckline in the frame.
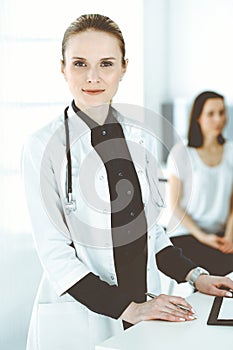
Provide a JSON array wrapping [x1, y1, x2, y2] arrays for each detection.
[[71, 100, 118, 131]]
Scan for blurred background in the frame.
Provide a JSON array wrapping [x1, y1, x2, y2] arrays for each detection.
[[1, 0, 233, 349]]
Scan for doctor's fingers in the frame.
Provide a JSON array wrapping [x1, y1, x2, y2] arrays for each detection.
[[162, 304, 196, 321], [153, 294, 193, 312], [147, 296, 195, 321], [146, 304, 195, 322], [150, 301, 195, 320], [153, 310, 196, 322]]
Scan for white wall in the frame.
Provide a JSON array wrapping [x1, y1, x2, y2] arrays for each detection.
[[143, 0, 233, 151], [0, 0, 143, 107], [143, 0, 170, 161], [168, 0, 233, 102], [144, 0, 233, 106], [144, 0, 169, 112]]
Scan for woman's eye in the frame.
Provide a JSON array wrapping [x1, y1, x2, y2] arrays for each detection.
[[100, 61, 113, 67], [74, 61, 86, 67]]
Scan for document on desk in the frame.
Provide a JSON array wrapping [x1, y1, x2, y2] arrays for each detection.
[[207, 296, 233, 326], [217, 298, 233, 320]]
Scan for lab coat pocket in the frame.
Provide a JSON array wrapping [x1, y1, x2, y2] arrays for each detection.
[[88, 311, 122, 347], [37, 301, 89, 350]]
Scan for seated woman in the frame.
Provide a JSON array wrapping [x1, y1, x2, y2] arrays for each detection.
[[167, 91, 233, 275]]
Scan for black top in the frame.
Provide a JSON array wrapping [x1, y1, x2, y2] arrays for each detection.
[[67, 102, 197, 322]]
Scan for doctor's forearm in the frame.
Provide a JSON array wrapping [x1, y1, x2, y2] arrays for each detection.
[[67, 272, 132, 319], [156, 246, 197, 283]]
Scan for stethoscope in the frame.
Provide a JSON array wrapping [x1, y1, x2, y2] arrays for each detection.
[[63, 105, 165, 215], [64, 106, 77, 214]]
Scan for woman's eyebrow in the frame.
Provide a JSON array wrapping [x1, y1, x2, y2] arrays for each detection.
[[71, 56, 86, 60], [100, 57, 116, 60], [71, 56, 116, 61]]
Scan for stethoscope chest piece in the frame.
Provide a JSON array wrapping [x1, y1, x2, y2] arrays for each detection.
[[65, 194, 77, 215]]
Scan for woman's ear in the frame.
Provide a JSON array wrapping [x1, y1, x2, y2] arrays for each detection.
[[121, 58, 128, 80], [60, 59, 67, 80]]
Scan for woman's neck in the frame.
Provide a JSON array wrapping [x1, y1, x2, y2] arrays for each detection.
[[75, 101, 110, 126], [201, 135, 221, 151], [196, 134, 224, 167]]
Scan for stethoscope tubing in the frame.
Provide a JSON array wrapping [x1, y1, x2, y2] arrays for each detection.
[[64, 106, 77, 214], [63, 106, 165, 213]]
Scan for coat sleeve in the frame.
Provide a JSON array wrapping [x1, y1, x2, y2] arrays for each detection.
[[156, 245, 197, 282], [21, 134, 91, 296]]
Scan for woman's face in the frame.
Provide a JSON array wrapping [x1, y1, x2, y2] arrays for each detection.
[[61, 30, 127, 110], [198, 98, 227, 138]]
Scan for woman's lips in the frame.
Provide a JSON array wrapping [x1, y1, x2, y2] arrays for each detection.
[[82, 89, 105, 95]]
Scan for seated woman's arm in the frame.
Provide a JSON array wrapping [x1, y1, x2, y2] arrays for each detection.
[[169, 174, 223, 250], [219, 190, 233, 253]]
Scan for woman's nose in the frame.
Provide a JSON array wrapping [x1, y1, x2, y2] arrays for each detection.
[[86, 67, 100, 83]]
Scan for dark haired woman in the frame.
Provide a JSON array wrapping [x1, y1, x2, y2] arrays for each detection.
[[167, 91, 233, 275]]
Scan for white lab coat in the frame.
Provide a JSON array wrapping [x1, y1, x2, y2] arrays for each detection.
[[22, 104, 172, 350]]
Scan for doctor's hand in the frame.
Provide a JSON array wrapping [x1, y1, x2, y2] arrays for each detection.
[[120, 294, 196, 325], [195, 275, 233, 297]]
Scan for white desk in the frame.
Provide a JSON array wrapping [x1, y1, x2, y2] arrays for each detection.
[[96, 272, 233, 350]]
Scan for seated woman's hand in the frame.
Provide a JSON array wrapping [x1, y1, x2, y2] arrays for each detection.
[[197, 233, 223, 250], [120, 294, 196, 325], [218, 236, 233, 254]]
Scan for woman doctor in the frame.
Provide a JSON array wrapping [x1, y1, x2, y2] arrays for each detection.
[[22, 14, 233, 350]]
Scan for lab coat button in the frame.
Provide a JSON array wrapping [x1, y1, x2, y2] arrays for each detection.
[[99, 176, 104, 181], [110, 275, 115, 280]]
